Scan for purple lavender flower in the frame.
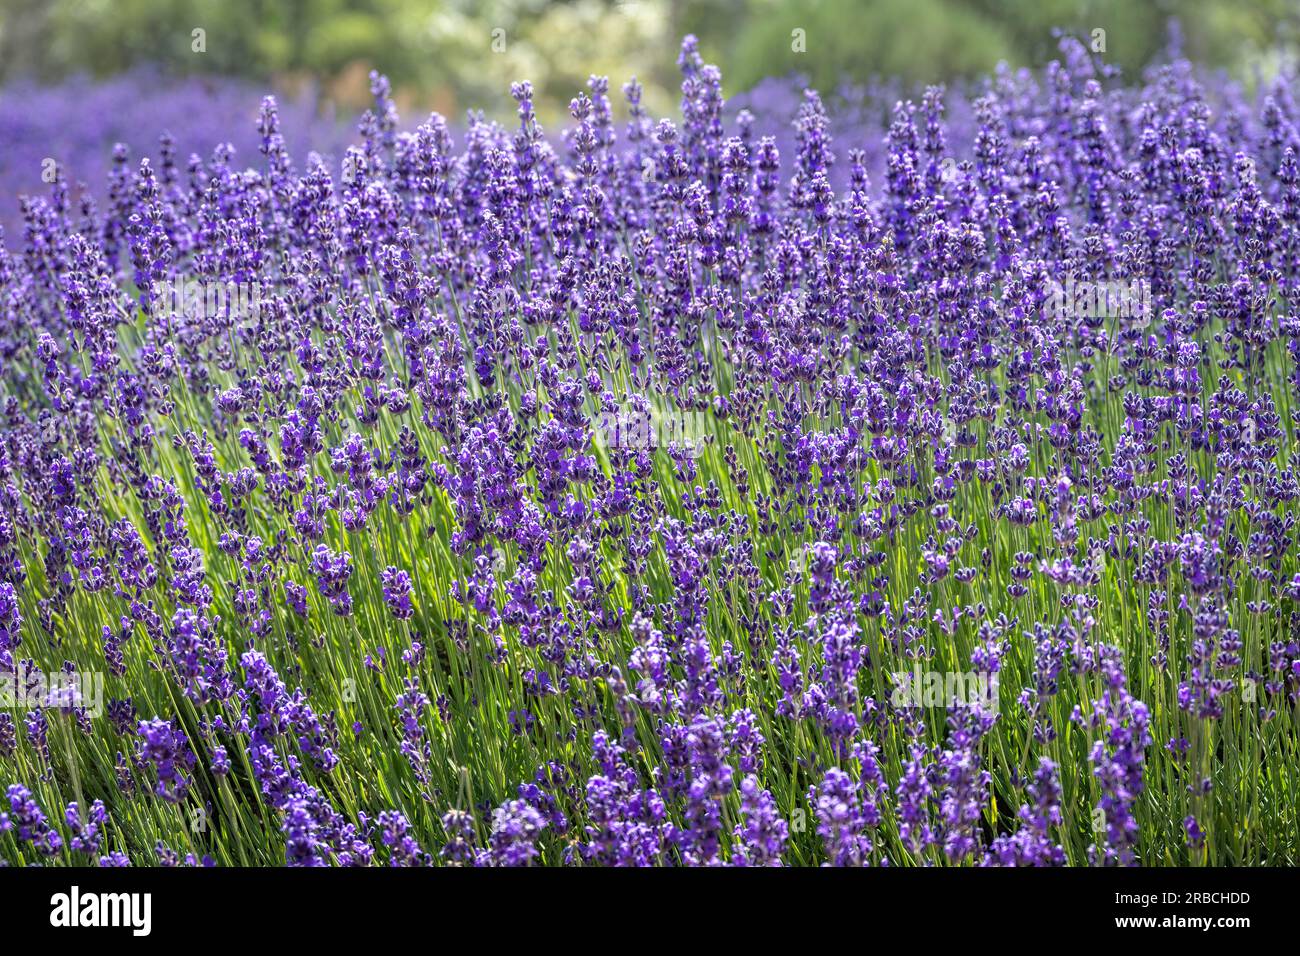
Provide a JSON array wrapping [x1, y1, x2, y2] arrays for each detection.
[[733, 775, 788, 866], [136, 717, 195, 804], [381, 566, 415, 620], [810, 768, 873, 866], [4, 784, 62, 856], [483, 799, 546, 867]]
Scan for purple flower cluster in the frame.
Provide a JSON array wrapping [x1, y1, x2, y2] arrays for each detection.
[[2, 33, 1299, 866]]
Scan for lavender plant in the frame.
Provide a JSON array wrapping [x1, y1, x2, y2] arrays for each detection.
[[0, 68, 347, 234], [0, 35, 1298, 867]]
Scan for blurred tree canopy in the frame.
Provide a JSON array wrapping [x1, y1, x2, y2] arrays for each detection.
[[1, 0, 1296, 123]]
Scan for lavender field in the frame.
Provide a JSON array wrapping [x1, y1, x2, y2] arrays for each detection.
[[0, 34, 1298, 867]]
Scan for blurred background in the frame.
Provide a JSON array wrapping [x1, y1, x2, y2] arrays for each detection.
[[4, 0, 1298, 117], [0, 0, 1294, 115], [0, 0, 1297, 225]]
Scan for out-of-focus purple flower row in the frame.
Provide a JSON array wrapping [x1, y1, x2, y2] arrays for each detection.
[[0, 68, 351, 232]]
